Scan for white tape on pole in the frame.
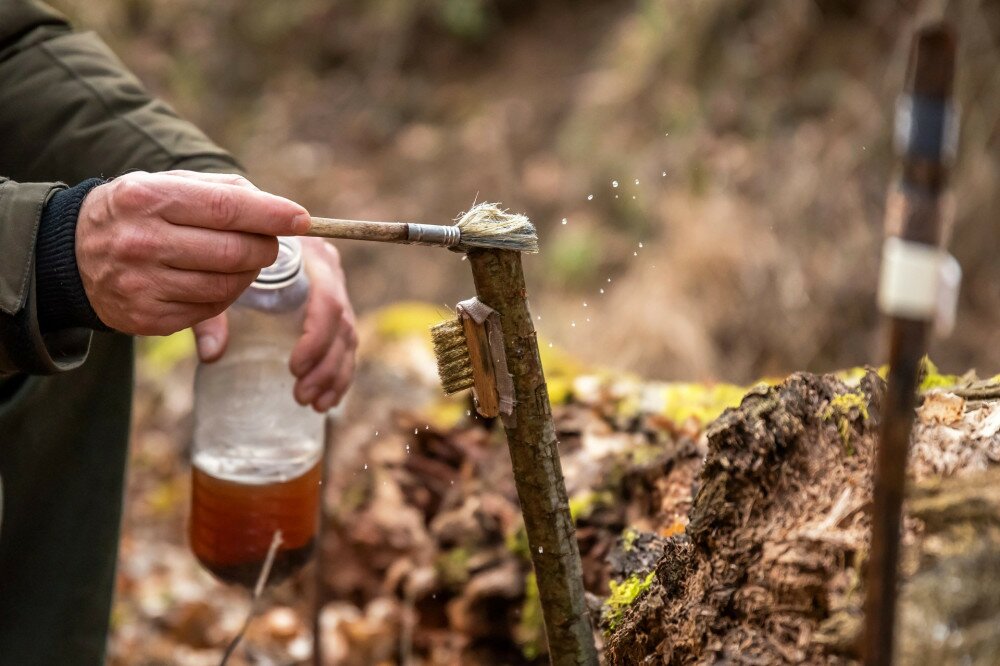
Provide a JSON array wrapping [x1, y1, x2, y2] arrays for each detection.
[[935, 252, 961, 336], [877, 237, 961, 335]]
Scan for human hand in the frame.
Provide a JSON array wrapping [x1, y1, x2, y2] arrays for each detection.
[[193, 238, 357, 412], [76, 170, 309, 335]]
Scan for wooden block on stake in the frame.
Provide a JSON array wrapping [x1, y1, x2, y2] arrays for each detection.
[[460, 315, 500, 418]]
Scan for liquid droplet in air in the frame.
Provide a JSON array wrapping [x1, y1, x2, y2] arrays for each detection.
[[587, 194, 594, 201], [662, 171, 667, 177], [561, 218, 567, 225], [612, 180, 619, 188]]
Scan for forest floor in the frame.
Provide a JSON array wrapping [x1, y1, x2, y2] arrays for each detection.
[[108, 304, 1000, 665]]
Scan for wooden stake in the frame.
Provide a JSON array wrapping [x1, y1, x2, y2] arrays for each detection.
[[468, 249, 598, 665], [863, 23, 955, 666]]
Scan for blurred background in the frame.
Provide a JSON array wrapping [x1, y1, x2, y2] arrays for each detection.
[[46, 0, 999, 663], [55, 0, 1000, 381]]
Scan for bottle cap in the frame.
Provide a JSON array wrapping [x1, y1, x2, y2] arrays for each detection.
[[254, 237, 303, 289]]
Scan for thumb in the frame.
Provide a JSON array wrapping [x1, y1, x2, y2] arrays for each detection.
[[192, 312, 229, 362]]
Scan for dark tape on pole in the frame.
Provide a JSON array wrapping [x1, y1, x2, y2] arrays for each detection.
[[894, 94, 959, 161]]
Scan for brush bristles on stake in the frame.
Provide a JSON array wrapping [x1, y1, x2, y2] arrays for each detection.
[[431, 318, 474, 394], [454, 203, 539, 253]]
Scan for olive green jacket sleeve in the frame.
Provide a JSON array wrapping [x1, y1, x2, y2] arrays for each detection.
[[0, 0, 243, 377]]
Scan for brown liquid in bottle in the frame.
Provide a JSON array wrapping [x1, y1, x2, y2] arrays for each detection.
[[189, 461, 321, 587]]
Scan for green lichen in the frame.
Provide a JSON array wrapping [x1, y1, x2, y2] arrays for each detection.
[[604, 571, 656, 631], [834, 365, 888, 386], [568, 491, 613, 523], [374, 301, 446, 341], [822, 392, 870, 453], [621, 527, 640, 552], [919, 357, 961, 392], [658, 382, 750, 426], [434, 547, 471, 587]]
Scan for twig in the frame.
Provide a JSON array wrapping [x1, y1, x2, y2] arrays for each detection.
[[399, 578, 417, 666], [312, 417, 334, 666], [946, 383, 1000, 401], [219, 529, 284, 666]]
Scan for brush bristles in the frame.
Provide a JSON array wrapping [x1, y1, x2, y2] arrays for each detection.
[[454, 202, 539, 253], [431, 318, 474, 394]]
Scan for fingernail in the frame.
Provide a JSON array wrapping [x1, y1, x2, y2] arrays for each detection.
[[197, 334, 221, 360], [293, 213, 311, 235]]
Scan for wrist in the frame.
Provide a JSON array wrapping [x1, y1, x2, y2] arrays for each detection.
[[35, 178, 110, 332]]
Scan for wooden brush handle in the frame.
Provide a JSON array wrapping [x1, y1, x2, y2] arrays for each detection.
[[305, 217, 410, 244]]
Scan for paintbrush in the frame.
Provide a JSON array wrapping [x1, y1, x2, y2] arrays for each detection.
[[305, 202, 538, 253]]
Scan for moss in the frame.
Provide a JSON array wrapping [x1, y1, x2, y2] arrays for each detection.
[[546, 376, 573, 406], [603, 571, 656, 631], [515, 572, 545, 660], [568, 491, 613, 523], [919, 357, 961, 392], [538, 339, 589, 406], [822, 392, 870, 453], [374, 301, 448, 341], [836, 366, 871, 385], [425, 398, 467, 429], [435, 547, 471, 587], [627, 381, 749, 426], [621, 527, 639, 552]]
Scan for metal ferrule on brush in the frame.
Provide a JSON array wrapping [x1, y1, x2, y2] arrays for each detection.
[[407, 223, 461, 247]]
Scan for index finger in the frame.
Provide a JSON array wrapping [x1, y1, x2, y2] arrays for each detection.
[[152, 175, 310, 236]]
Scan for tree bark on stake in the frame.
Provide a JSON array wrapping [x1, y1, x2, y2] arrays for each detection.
[[468, 248, 598, 665], [863, 23, 955, 666]]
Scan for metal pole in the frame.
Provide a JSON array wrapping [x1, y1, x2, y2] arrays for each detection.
[[863, 22, 957, 666]]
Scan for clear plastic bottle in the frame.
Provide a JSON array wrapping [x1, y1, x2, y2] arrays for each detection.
[[189, 237, 324, 587]]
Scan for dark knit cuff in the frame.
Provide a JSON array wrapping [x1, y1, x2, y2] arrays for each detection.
[[35, 178, 109, 332]]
